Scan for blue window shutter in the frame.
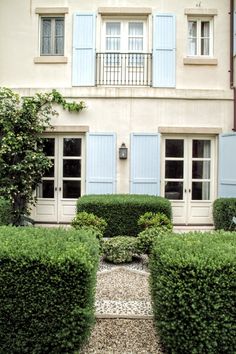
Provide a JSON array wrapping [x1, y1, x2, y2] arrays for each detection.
[[72, 13, 96, 86], [219, 133, 236, 197], [130, 133, 160, 195], [152, 13, 176, 88], [234, 11, 236, 56], [86, 133, 116, 194]]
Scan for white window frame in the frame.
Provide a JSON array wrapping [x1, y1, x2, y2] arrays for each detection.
[[40, 16, 65, 56], [187, 17, 213, 57], [102, 18, 147, 53]]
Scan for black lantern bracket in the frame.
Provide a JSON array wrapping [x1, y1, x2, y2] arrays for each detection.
[[119, 143, 128, 159]]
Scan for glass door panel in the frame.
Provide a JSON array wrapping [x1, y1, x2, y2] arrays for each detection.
[[62, 138, 82, 199], [191, 140, 211, 201], [164, 139, 184, 200], [37, 138, 55, 198]]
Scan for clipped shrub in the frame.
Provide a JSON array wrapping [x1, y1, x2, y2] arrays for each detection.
[[0, 226, 100, 354], [71, 211, 107, 234], [138, 212, 173, 231], [103, 236, 138, 263], [137, 226, 168, 255], [76, 194, 172, 237], [0, 197, 12, 225], [150, 231, 236, 354], [213, 198, 236, 230]]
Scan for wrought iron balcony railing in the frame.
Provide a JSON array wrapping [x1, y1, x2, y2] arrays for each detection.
[[96, 52, 152, 86]]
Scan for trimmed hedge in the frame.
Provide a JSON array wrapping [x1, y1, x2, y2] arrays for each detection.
[[150, 231, 236, 354], [213, 198, 236, 230], [77, 194, 172, 237], [0, 226, 100, 354], [103, 236, 138, 263], [0, 197, 12, 225]]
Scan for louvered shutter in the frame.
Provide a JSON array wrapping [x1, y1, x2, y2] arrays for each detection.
[[152, 13, 176, 88], [72, 13, 96, 86], [130, 133, 160, 195], [219, 133, 236, 197], [86, 133, 116, 194]]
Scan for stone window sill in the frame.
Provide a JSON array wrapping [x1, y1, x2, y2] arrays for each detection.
[[183, 57, 218, 66], [34, 56, 68, 64]]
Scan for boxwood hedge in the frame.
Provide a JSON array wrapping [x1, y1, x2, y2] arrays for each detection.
[[150, 231, 236, 354], [0, 197, 12, 225], [213, 198, 236, 230], [76, 194, 172, 237], [0, 226, 100, 354]]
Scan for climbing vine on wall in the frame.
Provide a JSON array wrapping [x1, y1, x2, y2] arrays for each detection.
[[0, 87, 86, 225]]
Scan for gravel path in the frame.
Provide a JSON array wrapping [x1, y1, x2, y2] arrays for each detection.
[[81, 319, 164, 354], [81, 257, 164, 353], [96, 268, 150, 301]]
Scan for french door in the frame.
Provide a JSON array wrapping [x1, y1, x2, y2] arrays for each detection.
[[33, 135, 84, 223], [161, 136, 216, 225]]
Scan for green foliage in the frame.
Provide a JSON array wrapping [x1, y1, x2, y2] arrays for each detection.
[[51, 89, 86, 112], [0, 197, 12, 225], [103, 236, 139, 264], [76, 194, 172, 237], [0, 226, 100, 353], [0, 87, 85, 225], [138, 212, 173, 231], [150, 231, 236, 354], [213, 198, 236, 230], [137, 226, 168, 255], [71, 211, 107, 235]]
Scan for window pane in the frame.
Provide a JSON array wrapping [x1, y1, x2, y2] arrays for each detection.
[[192, 140, 211, 158], [201, 38, 210, 55], [42, 19, 51, 54], [106, 22, 120, 35], [63, 138, 81, 156], [55, 18, 64, 36], [129, 22, 143, 36], [188, 21, 197, 37], [106, 37, 120, 51], [192, 182, 210, 200], [38, 181, 54, 198], [55, 19, 64, 54], [63, 160, 81, 177], [44, 160, 54, 178], [42, 37, 51, 55], [201, 22, 210, 37], [42, 138, 55, 156], [192, 161, 210, 179], [188, 38, 197, 55], [165, 182, 183, 200], [166, 140, 184, 158], [63, 181, 81, 199], [165, 161, 183, 179], [128, 38, 143, 51]]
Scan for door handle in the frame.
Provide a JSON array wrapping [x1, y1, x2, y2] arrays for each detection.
[[59, 187, 61, 191], [184, 189, 187, 193], [189, 189, 191, 193], [55, 187, 57, 191]]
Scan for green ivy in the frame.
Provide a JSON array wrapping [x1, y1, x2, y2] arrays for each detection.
[[0, 87, 86, 225], [51, 89, 86, 112]]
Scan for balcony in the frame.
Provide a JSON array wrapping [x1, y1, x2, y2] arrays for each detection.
[[96, 52, 152, 86]]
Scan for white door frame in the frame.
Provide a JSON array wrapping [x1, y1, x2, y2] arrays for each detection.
[[32, 134, 85, 223], [161, 134, 217, 225]]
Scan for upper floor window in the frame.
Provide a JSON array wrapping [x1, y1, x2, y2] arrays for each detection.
[[41, 17, 64, 55], [188, 18, 213, 56], [103, 20, 146, 52]]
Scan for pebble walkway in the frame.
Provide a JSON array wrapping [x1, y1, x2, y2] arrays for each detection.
[[81, 257, 164, 354]]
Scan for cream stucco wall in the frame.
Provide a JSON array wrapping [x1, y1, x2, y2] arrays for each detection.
[[0, 0, 234, 198], [0, 0, 231, 90]]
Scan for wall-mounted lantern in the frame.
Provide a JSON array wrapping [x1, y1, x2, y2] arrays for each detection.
[[119, 143, 128, 159]]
